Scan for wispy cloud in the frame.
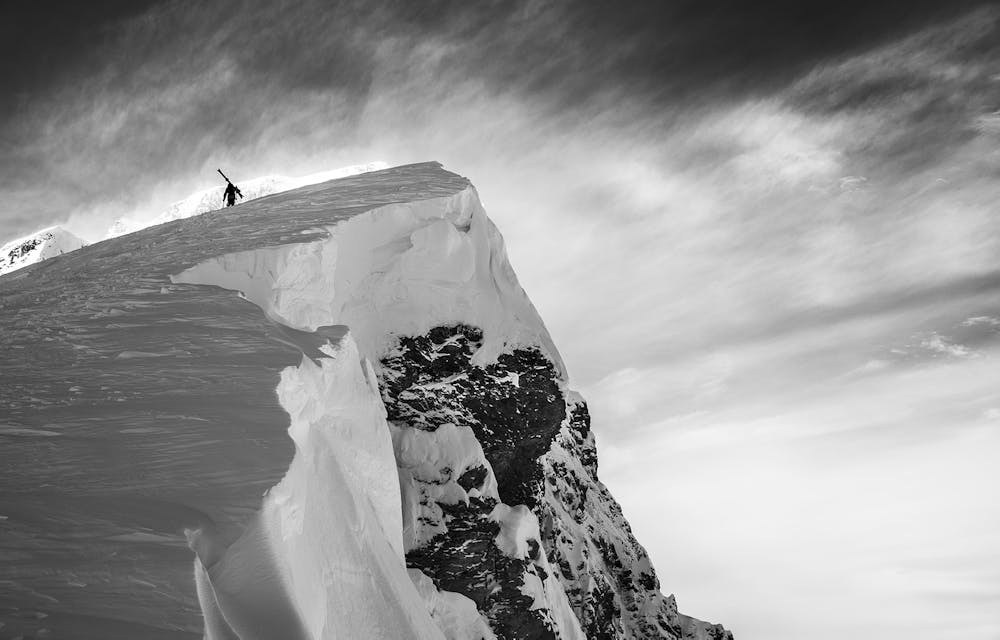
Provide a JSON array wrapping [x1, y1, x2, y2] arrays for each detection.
[[919, 332, 977, 358]]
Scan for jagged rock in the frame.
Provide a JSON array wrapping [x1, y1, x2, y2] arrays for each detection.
[[379, 324, 731, 640], [380, 324, 565, 508]]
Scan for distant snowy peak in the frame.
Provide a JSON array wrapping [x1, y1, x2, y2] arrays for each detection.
[[106, 161, 389, 239], [0, 226, 87, 277]]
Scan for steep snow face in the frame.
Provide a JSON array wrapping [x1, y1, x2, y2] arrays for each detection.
[[0, 226, 87, 276], [172, 179, 728, 639], [188, 331, 445, 640], [107, 161, 388, 238]]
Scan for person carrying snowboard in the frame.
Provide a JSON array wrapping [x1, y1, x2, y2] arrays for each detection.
[[218, 169, 243, 207]]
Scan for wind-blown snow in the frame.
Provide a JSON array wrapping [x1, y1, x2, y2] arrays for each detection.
[[107, 162, 388, 238], [0, 226, 87, 276]]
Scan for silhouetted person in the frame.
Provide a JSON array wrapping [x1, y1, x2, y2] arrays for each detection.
[[223, 181, 242, 207]]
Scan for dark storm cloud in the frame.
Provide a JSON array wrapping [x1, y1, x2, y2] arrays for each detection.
[[0, 1, 163, 115], [272, 0, 992, 108], [788, 7, 1000, 176], [0, 0, 993, 238], [3, 0, 992, 122]]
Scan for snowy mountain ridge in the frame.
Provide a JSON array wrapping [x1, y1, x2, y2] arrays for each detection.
[[107, 161, 388, 238], [0, 162, 730, 639], [0, 162, 387, 277], [0, 225, 87, 277]]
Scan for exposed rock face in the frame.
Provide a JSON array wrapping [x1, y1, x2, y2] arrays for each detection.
[[379, 324, 732, 640], [380, 324, 564, 509], [382, 325, 573, 638]]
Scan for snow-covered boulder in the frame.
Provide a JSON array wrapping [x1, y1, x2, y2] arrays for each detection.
[[0, 225, 87, 276]]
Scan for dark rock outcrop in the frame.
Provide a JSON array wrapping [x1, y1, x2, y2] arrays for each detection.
[[379, 324, 733, 640]]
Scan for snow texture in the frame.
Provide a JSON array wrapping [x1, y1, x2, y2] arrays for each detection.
[[0, 226, 87, 276], [107, 162, 388, 238]]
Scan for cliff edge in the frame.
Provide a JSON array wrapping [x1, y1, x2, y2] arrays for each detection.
[[0, 162, 730, 640]]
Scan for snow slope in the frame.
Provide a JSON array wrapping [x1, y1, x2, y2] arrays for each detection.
[[107, 161, 388, 238], [0, 226, 87, 276]]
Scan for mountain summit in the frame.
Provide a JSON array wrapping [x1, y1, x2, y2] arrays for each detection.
[[0, 162, 731, 640], [106, 161, 388, 239], [0, 226, 87, 277]]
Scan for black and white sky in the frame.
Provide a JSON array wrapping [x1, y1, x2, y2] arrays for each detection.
[[3, 2, 1000, 638]]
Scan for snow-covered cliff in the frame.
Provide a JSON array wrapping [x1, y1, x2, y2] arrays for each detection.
[[0, 162, 729, 639], [170, 168, 729, 640]]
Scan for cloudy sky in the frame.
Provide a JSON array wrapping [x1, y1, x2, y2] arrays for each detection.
[[3, 1, 1000, 638]]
